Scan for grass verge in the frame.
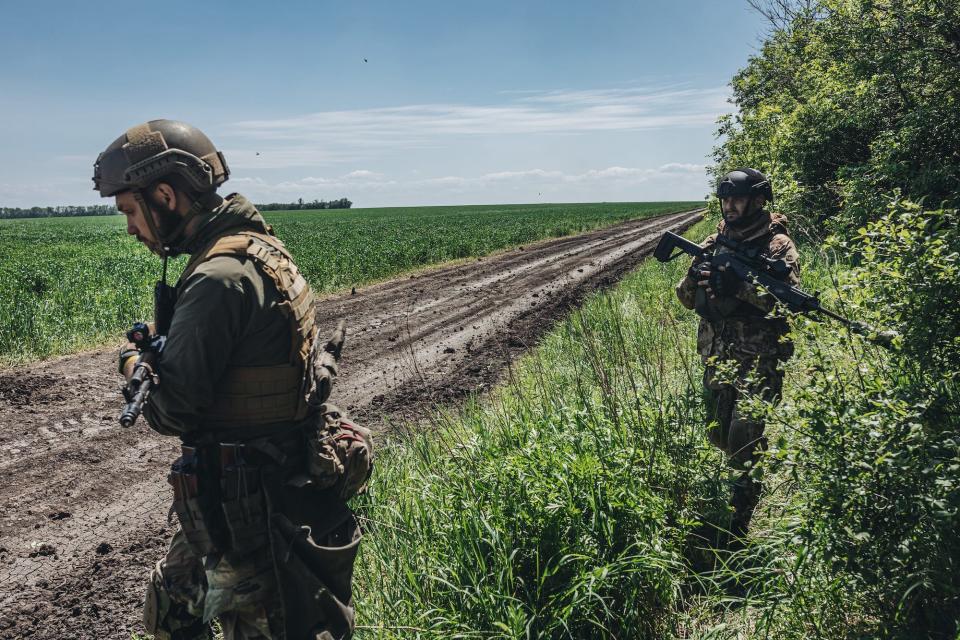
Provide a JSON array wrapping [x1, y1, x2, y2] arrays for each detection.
[[352, 217, 731, 638], [352, 207, 960, 638]]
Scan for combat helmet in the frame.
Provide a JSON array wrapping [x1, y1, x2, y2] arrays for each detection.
[[93, 120, 230, 256], [715, 168, 773, 203], [93, 120, 229, 198]]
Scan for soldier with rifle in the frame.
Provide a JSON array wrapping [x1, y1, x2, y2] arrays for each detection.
[[95, 120, 372, 639], [657, 170, 896, 538], [667, 168, 798, 538]]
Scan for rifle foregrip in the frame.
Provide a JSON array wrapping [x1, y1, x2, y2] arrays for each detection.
[[118, 377, 153, 427]]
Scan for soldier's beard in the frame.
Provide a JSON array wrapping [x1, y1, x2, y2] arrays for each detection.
[[723, 202, 761, 228], [147, 198, 186, 248], [724, 211, 752, 228]]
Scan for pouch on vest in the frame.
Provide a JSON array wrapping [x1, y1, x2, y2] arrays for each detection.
[[303, 404, 373, 501], [218, 443, 270, 554], [168, 445, 228, 557]]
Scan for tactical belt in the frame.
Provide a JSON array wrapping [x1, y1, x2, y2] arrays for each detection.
[[169, 429, 345, 558]]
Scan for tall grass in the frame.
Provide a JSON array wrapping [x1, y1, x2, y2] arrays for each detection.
[[352, 218, 731, 638], [351, 206, 960, 639]]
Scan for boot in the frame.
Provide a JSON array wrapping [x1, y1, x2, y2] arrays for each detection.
[[729, 474, 761, 540]]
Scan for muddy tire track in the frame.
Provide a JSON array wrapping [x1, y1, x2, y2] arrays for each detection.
[[0, 209, 701, 639]]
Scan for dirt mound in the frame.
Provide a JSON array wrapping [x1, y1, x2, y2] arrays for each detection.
[[0, 373, 64, 407]]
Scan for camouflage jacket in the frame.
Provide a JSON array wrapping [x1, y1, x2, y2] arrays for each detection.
[[676, 210, 800, 363]]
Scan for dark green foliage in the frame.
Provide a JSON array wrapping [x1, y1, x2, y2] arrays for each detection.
[[714, 0, 960, 236], [752, 207, 960, 638], [847, 204, 960, 377]]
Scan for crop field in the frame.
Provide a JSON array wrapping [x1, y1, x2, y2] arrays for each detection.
[[0, 201, 699, 364]]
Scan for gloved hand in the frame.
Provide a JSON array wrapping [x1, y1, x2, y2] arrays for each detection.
[[118, 344, 139, 375], [707, 264, 742, 298], [688, 261, 712, 282], [308, 320, 347, 408]]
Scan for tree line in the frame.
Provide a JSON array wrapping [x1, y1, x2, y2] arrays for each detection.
[[256, 197, 353, 211], [0, 205, 119, 219], [0, 197, 353, 219]]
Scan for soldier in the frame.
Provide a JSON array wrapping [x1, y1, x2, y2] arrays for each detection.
[[675, 168, 799, 538], [94, 120, 372, 639]]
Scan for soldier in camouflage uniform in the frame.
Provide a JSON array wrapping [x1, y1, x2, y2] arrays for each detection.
[[94, 120, 372, 639], [676, 169, 799, 537]]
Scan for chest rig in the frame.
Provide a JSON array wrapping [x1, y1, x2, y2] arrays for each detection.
[[694, 229, 775, 321], [179, 228, 318, 427]]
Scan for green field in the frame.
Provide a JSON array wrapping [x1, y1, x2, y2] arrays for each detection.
[[0, 201, 699, 365]]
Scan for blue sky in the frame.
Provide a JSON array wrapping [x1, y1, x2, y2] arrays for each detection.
[[0, 0, 767, 208]]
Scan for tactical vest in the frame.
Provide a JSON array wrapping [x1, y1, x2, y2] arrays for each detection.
[[179, 229, 317, 427]]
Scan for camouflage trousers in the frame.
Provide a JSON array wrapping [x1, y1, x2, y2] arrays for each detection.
[[702, 355, 785, 535], [702, 355, 784, 468], [144, 519, 358, 640], [143, 530, 283, 640]]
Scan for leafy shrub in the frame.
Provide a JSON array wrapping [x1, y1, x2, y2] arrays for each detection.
[[713, 0, 960, 235], [737, 202, 960, 639]]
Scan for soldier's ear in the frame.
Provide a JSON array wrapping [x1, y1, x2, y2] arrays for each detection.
[[151, 182, 178, 211]]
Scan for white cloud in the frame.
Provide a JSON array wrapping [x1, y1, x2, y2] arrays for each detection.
[[343, 169, 382, 179], [236, 163, 708, 201], [658, 162, 707, 173], [222, 85, 731, 169]]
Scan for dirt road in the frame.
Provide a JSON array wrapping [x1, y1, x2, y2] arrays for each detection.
[[0, 208, 701, 639]]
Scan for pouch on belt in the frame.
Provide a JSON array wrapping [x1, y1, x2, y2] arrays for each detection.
[[219, 442, 270, 554], [168, 445, 228, 557]]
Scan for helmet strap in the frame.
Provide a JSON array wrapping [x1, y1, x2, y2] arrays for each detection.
[[165, 196, 209, 246], [133, 190, 168, 259]]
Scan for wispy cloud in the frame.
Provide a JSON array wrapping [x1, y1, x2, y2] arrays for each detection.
[[232, 162, 707, 199], [223, 85, 730, 169]]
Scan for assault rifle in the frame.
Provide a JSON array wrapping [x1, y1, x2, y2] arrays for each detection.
[[118, 278, 176, 428], [654, 231, 897, 348], [119, 322, 166, 427]]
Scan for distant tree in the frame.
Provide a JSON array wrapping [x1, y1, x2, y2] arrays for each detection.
[[0, 204, 119, 219]]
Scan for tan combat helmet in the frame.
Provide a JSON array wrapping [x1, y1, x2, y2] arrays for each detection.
[[93, 120, 230, 255], [93, 119, 229, 197]]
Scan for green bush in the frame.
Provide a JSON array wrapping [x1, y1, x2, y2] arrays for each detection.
[[713, 0, 960, 235], [709, 202, 960, 639]]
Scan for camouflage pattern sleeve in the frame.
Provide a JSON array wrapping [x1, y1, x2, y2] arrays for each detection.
[[676, 260, 699, 310], [733, 232, 801, 312]]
